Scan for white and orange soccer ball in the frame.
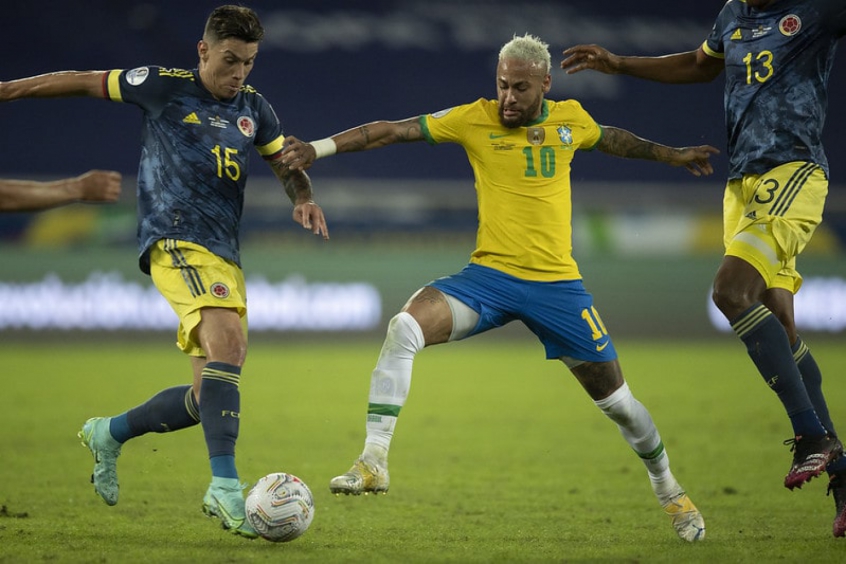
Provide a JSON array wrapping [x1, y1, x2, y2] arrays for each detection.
[[245, 472, 315, 542]]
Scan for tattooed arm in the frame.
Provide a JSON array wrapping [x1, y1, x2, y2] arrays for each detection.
[[330, 117, 424, 152], [267, 154, 329, 239], [280, 117, 424, 171], [597, 126, 719, 177]]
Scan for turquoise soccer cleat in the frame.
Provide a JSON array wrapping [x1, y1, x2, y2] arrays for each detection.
[[202, 478, 258, 539], [78, 417, 122, 506]]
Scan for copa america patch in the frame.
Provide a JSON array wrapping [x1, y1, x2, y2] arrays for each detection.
[[527, 127, 545, 145], [210, 282, 230, 299], [779, 15, 801, 36], [126, 67, 150, 86], [237, 116, 255, 138]]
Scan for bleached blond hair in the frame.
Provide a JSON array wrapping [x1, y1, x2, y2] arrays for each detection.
[[498, 33, 551, 74]]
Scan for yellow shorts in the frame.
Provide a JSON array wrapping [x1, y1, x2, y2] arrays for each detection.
[[150, 239, 247, 357], [723, 161, 827, 294]]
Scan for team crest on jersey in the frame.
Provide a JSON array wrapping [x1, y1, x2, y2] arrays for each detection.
[[126, 67, 150, 86], [527, 127, 545, 145], [210, 282, 230, 299], [556, 125, 573, 145], [779, 15, 801, 36], [237, 116, 256, 137]]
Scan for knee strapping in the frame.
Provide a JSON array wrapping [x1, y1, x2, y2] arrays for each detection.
[[595, 382, 660, 450], [594, 382, 634, 424], [385, 312, 425, 357]]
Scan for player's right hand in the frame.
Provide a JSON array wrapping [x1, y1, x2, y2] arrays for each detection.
[[560, 44, 620, 75]]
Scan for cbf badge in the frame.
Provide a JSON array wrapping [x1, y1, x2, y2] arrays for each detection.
[[557, 125, 573, 145], [527, 127, 545, 145]]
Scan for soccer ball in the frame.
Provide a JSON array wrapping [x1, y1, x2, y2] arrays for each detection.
[[245, 472, 315, 542]]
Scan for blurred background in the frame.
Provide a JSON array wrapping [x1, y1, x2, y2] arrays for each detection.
[[2, 0, 846, 339]]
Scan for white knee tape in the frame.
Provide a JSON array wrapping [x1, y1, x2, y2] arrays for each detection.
[[387, 311, 425, 353]]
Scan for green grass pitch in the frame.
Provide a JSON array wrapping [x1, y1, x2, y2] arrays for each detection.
[[1, 336, 845, 562]]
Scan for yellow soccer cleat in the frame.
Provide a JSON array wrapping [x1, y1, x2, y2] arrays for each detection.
[[329, 457, 389, 496], [662, 492, 705, 542]]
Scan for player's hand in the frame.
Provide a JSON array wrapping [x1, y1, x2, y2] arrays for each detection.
[[560, 44, 620, 75], [75, 170, 122, 203], [281, 136, 317, 171], [293, 200, 329, 240], [670, 145, 720, 177]]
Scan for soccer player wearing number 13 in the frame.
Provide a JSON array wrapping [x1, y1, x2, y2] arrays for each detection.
[[282, 33, 718, 542], [562, 0, 846, 537], [0, 5, 328, 538]]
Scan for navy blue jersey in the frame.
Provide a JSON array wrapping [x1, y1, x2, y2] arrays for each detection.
[[703, 0, 846, 179], [103, 66, 285, 273]]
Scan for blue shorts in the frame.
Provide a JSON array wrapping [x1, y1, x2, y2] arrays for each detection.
[[429, 263, 617, 362]]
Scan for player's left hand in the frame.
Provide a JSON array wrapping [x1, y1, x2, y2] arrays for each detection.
[[671, 145, 720, 177], [281, 136, 317, 171], [293, 200, 329, 240]]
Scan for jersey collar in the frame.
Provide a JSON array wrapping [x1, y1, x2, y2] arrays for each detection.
[[525, 99, 549, 127]]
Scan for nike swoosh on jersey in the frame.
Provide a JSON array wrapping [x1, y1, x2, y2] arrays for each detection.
[[596, 341, 609, 352], [489, 132, 510, 139]]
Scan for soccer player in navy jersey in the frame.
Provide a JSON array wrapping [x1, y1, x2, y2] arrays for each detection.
[[562, 0, 846, 537], [0, 5, 328, 538], [0, 170, 121, 211], [282, 33, 717, 542]]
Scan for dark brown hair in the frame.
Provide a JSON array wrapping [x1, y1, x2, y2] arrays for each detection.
[[204, 5, 264, 43]]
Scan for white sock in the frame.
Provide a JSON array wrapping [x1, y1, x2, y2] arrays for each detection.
[[594, 382, 682, 503], [363, 312, 425, 461]]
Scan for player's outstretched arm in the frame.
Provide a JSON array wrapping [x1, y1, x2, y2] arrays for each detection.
[[0, 71, 108, 102], [280, 117, 424, 171], [596, 126, 720, 177], [0, 170, 122, 212], [560, 45, 723, 84]]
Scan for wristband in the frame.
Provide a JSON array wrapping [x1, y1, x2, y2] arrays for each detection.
[[310, 138, 337, 159]]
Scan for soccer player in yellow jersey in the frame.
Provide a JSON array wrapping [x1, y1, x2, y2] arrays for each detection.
[[0, 170, 121, 212], [282, 33, 717, 542]]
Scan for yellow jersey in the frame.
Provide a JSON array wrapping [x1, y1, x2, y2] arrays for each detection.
[[420, 98, 602, 281]]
